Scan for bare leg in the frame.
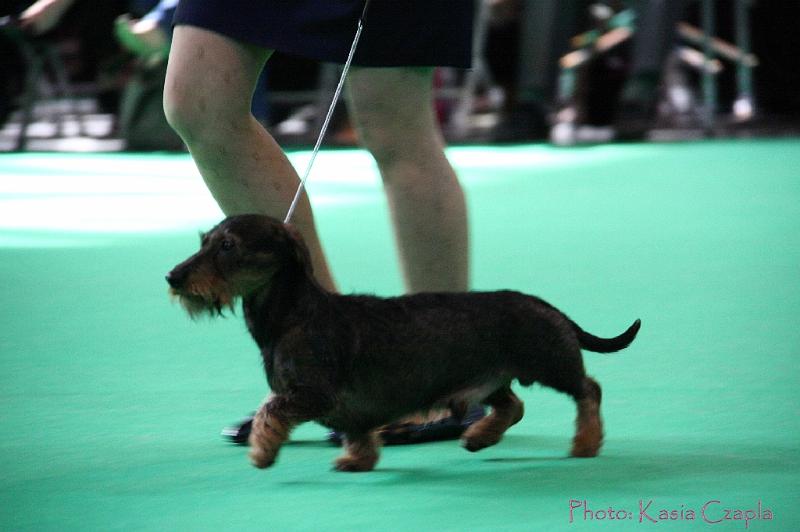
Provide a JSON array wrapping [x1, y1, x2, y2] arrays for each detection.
[[346, 67, 469, 293], [461, 386, 524, 452], [163, 25, 336, 291], [346, 67, 471, 431], [334, 432, 381, 472]]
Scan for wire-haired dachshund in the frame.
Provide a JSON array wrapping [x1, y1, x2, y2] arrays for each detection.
[[167, 214, 641, 472]]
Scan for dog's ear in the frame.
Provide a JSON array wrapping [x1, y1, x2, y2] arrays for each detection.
[[283, 224, 314, 276]]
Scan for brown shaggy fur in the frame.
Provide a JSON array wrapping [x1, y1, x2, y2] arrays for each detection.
[[167, 215, 640, 471]]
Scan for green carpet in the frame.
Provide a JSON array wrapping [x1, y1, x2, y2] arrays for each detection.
[[1, 139, 798, 530]]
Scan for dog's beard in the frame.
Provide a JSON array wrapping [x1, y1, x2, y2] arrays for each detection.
[[169, 288, 235, 319]]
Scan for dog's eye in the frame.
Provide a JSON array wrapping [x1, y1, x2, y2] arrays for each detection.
[[220, 239, 235, 251]]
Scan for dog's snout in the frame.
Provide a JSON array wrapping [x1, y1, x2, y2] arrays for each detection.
[[166, 270, 183, 289]]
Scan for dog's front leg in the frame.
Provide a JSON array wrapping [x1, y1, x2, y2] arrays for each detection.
[[248, 395, 302, 469]]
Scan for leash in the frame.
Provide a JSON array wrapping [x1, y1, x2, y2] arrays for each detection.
[[284, 0, 371, 224]]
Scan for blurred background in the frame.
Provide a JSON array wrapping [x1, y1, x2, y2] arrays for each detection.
[[1, 0, 799, 153], [2, 2, 799, 528]]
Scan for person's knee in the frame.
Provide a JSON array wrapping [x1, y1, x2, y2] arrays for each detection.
[[347, 68, 438, 168], [164, 25, 269, 145], [162, 80, 209, 143], [354, 117, 406, 166], [163, 75, 251, 145], [163, 79, 198, 141], [352, 98, 442, 171]]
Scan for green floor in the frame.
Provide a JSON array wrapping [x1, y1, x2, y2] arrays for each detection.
[[1, 139, 799, 530]]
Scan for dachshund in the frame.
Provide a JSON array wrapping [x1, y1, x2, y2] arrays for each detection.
[[167, 214, 641, 471]]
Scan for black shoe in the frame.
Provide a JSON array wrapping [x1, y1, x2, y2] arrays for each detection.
[[222, 405, 488, 446], [326, 404, 487, 446], [221, 414, 254, 445]]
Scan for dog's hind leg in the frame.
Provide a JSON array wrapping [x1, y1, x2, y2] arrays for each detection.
[[570, 376, 604, 458], [460, 386, 524, 452], [334, 431, 381, 472], [248, 395, 305, 469]]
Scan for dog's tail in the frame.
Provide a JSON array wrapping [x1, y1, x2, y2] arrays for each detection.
[[571, 319, 641, 353]]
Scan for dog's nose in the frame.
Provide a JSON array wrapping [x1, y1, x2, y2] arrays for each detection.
[[166, 271, 181, 289]]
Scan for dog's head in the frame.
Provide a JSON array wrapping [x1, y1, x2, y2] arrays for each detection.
[[166, 214, 312, 318]]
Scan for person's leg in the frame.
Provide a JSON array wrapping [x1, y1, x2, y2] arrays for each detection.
[[163, 25, 336, 291], [342, 66, 475, 440], [346, 67, 469, 293]]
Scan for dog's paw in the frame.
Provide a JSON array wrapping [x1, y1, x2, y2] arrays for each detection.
[[333, 456, 376, 473], [460, 433, 501, 453], [570, 432, 603, 458], [249, 448, 276, 469], [460, 421, 503, 452], [569, 440, 601, 458]]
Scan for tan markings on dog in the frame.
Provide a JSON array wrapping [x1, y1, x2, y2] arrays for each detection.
[[571, 397, 603, 457], [248, 404, 293, 469], [171, 264, 235, 317], [461, 393, 524, 452], [334, 432, 381, 472]]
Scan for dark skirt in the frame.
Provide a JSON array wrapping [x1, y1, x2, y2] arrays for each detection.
[[173, 0, 475, 68]]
